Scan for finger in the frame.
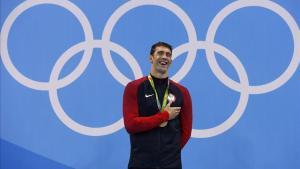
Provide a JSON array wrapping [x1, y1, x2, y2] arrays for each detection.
[[166, 101, 172, 107]]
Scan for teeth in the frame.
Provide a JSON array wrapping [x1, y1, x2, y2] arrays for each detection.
[[160, 61, 167, 65]]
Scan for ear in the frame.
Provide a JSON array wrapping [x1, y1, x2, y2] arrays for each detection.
[[149, 55, 153, 63]]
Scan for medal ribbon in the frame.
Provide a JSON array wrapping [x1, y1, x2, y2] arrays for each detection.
[[148, 75, 169, 111]]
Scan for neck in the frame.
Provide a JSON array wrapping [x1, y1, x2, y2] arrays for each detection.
[[150, 69, 168, 79]]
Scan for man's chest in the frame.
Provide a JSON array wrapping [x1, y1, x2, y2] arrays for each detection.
[[137, 81, 184, 116]]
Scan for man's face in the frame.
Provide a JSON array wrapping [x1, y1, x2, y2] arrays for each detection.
[[150, 46, 172, 74]]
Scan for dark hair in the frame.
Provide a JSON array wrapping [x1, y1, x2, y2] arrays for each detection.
[[150, 41, 172, 55]]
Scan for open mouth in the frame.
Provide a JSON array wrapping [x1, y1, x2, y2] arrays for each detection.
[[159, 60, 168, 66]]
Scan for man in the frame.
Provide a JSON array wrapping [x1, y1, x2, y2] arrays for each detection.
[[123, 42, 193, 169]]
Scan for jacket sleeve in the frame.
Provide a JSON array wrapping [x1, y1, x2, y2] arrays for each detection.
[[180, 88, 193, 149], [123, 82, 169, 134]]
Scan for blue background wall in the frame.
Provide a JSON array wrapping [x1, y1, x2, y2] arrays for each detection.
[[1, 0, 300, 168]]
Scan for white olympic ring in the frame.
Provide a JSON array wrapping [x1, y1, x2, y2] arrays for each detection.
[[0, 0, 94, 90], [206, 0, 300, 94], [101, 0, 198, 84], [49, 40, 142, 136], [1, 0, 299, 137], [175, 41, 250, 138]]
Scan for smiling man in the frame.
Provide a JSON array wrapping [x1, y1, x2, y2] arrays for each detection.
[[123, 42, 193, 169]]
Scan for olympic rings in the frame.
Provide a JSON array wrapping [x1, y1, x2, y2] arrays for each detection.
[[1, 0, 299, 137]]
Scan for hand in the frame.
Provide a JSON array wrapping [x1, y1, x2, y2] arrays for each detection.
[[164, 101, 181, 120]]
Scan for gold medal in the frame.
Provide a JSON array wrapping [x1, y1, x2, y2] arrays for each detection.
[[167, 93, 176, 103]]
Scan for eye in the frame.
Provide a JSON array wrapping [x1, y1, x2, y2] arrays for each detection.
[[156, 51, 172, 57], [165, 52, 172, 57], [157, 51, 164, 56]]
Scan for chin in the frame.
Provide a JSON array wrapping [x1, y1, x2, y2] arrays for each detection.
[[157, 68, 168, 74]]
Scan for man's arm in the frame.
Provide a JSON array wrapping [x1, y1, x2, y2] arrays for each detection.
[[180, 88, 193, 149], [123, 82, 169, 134]]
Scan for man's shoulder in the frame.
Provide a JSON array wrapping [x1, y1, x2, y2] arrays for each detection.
[[170, 79, 188, 91], [126, 76, 148, 88], [170, 80, 191, 100]]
